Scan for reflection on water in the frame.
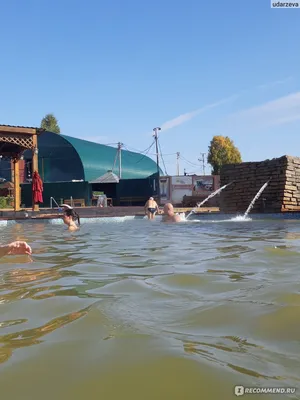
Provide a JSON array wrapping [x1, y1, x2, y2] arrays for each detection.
[[0, 217, 300, 399]]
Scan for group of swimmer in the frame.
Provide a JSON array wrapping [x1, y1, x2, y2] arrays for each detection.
[[144, 197, 182, 223], [1, 197, 181, 259], [0, 205, 79, 259], [63, 197, 182, 227]]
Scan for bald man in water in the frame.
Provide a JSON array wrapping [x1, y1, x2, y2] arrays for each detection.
[[162, 203, 182, 223]]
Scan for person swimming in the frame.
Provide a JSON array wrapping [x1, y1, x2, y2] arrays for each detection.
[[144, 197, 159, 220], [62, 207, 80, 231], [0, 241, 32, 258], [161, 203, 182, 223]]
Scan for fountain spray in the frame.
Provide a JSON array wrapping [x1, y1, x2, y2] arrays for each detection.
[[185, 181, 235, 220]]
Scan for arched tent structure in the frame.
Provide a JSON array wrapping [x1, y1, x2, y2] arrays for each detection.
[[24, 131, 163, 182]]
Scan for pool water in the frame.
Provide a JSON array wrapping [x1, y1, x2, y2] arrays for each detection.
[[0, 215, 299, 399]]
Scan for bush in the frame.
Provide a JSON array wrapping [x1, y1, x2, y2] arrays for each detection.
[[0, 196, 13, 209]]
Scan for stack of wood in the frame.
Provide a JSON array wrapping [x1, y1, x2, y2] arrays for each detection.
[[220, 155, 300, 213]]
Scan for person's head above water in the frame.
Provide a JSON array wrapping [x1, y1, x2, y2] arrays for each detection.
[[62, 208, 80, 227], [162, 202, 181, 223], [164, 203, 174, 215]]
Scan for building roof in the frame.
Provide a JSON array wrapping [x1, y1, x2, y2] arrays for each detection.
[[61, 134, 162, 181], [0, 124, 45, 133], [90, 171, 120, 183], [0, 124, 43, 129]]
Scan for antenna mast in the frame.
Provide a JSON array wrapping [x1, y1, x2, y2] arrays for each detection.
[[176, 152, 180, 176], [199, 153, 206, 175], [118, 142, 123, 179], [153, 127, 161, 201]]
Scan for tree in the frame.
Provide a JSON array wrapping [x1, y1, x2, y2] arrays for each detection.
[[40, 113, 60, 134], [207, 135, 242, 175]]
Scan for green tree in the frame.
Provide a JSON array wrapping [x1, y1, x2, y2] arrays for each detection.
[[207, 135, 242, 175], [40, 113, 60, 134]]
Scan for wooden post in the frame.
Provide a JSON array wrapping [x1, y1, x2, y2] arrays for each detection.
[[32, 133, 39, 211], [11, 159, 14, 184], [13, 159, 20, 212]]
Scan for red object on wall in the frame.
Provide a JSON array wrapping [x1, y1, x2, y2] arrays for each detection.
[[32, 171, 43, 204]]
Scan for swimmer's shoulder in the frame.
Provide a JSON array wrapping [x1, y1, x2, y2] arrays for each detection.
[[68, 225, 79, 231]]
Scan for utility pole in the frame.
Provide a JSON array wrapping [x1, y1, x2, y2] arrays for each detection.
[[199, 153, 206, 175], [176, 152, 180, 176], [153, 127, 161, 201], [117, 142, 123, 179]]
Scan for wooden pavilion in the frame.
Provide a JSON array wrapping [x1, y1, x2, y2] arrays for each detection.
[[0, 125, 44, 211]]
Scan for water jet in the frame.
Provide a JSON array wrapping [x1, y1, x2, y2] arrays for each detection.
[[243, 180, 270, 218], [185, 181, 234, 220]]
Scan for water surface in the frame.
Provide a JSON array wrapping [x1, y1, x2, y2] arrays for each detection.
[[0, 216, 299, 399]]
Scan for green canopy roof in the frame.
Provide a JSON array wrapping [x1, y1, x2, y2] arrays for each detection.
[[61, 134, 162, 181]]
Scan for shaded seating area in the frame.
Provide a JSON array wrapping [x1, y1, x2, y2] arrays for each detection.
[[0, 181, 14, 197], [0, 125, 43, 211], [90, 170, 119, 207]]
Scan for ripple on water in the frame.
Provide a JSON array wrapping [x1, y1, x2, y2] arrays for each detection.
[[251, 305, 300, 342], [0, 218, 300, 399]]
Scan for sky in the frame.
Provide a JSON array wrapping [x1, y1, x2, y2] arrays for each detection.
[[0, 0, 300, 176]]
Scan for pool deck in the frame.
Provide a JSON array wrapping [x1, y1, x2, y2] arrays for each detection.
[[0, 206, 220, 221]]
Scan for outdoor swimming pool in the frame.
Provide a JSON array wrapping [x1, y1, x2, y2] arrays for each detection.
[[0, 214, 299, 399]]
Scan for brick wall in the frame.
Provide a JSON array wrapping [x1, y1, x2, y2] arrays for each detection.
[[219, 156, 300, 213]]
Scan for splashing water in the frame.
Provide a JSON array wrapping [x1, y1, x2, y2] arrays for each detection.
[[185, 182, 234, 220], [230, 180, 270, 221], [230, 215, 252, 222], [243, 180, 269, 218]]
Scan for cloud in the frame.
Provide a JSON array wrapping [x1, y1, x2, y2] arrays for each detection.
[[156, 77, 292, 134], [252, 76, 293, 91], [160, 95, 238, 132], [227, 91, 300, 128]]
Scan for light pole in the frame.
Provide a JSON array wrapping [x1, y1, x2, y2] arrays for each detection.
[[117, 142, 123, 179], [153, 127, 161, 202], [199, 153, 206, 175], [176, 152, 180, 176]]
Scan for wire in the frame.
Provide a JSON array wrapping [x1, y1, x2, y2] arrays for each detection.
[[135, 140, 156, 164], [123, 143, 177, 157], [123, 142, 156, 155], [102, 142, 119, 147], [147, 151, 177, 157], [180, 155, 202, 168], [112, 147, 119, 173]]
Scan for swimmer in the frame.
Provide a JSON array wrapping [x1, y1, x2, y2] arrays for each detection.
[[144, 196, 159, 220], [0, 241, 32, 258], [161, 203, 182, 223], [62, 208, 80, 231]]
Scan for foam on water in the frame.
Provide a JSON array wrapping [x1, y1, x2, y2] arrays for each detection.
[[230, 215, 252, 222], [49, 215, 137, 224], [0, 220, 7, 227], [182, 213, 252, 223]]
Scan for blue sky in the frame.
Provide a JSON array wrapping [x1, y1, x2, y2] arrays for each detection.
[[1, 0, 300, 175]]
